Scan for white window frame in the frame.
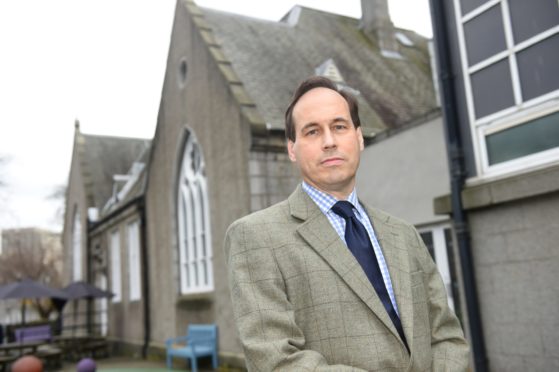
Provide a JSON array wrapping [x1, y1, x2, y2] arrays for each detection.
[[127, 220, 141, 301], [72, 210, 82, 281], [96, 274, 108, 336], [110, 230, 122, 303], [453, 0, 559, 179], [418, 224, 455, 311], [177, 130, 213, 295]]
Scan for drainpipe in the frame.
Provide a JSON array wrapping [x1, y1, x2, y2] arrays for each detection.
[[429, 1, 488, 371], [139, 197, 151, 359]]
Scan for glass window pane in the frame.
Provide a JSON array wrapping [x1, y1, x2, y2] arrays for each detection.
[[517, 33, 559, 101], [471, 59, 515, 118], [185, 263, 190, 288], [508, 0, 559, 44], [460, 0, 491, 15], [463, 5, 507, 66], [419, 232, 436, 261], [111, 232, 121, 302], [181, 192, 188, 262], [204, 260, 209, 285], [486, 110, 559, 165]]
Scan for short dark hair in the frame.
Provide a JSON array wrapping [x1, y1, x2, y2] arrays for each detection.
[[284, 76, 361, 142]]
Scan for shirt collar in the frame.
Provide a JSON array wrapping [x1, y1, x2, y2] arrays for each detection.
[[302, 181, 361, 216]]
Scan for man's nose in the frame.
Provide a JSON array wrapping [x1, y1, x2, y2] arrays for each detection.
[[322, 129, 336, 149]]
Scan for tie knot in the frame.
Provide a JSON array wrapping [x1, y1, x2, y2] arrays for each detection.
[[331, 201, 356, 220]]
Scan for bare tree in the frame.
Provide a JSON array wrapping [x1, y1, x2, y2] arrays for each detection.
[[0, 228, 63, 319], [48, 184, 67, 228]]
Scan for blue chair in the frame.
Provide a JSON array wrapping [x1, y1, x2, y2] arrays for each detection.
[[166, 324, 218, 371]]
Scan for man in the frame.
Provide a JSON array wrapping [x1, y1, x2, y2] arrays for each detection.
[[225, 76, 470, 371]]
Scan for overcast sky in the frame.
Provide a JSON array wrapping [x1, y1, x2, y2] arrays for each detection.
[[0, 0, 432, 232]]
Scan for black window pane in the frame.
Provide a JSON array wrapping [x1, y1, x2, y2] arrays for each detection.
[[486, 110, 559, 165], [517, 33, 559, 101], [419, 232, 436, 261], [471, 59, 515, 118], [464, 4, 507, 66], [444, 228, 464, 327], [460, 0, 491, 15], [509, 0, 559, 44]]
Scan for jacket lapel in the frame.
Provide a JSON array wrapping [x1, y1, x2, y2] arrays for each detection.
[[366, 206, 414, 351], [288, 186, 400, 340]]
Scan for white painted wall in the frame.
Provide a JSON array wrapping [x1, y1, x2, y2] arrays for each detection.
[[357, 116, 450, 226]]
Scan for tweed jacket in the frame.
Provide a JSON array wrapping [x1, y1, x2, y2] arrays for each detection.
[[225, 185, 470, 371]]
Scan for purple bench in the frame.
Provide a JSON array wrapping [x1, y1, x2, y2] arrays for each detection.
[[14, 325, 52, 343], [13, 325, 63, 368]]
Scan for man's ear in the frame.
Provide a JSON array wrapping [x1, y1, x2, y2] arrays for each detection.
[[287, 140, 297, 162], [357, 127, 364, 151]]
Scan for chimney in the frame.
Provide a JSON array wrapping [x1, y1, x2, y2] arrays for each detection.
[[360, 0, 400, 57]]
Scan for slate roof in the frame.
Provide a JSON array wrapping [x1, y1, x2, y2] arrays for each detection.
[[78, 133, 150, 209], [197, 4, 438, 137]]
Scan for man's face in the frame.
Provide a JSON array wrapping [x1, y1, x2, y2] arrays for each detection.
[[287, 87, 364, 199]]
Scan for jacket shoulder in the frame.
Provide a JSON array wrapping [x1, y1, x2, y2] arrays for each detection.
[[226, 199, 291, 233]]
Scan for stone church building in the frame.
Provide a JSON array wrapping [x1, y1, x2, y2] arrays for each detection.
[[63, 0, 443, 367]]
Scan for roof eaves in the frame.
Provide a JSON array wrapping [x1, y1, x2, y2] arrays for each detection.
[[184, 0, 267, 136]]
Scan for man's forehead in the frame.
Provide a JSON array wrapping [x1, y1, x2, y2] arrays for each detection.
[[296, 87, 344, 103], [292, 87, 349, 120]]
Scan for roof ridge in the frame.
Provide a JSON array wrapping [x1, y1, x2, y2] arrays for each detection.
[[184, 0, 267, 136], [201, 6, 291, 26], [280, 5, 360, 23], [81, 132, 151, 142]]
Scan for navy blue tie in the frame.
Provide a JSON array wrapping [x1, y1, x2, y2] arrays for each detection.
[[331, 201, 408, 351]]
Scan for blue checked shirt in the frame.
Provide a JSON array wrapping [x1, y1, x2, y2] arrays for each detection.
[[302, 181, 400, 316]]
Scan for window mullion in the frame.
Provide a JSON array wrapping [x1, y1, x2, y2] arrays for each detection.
[[193, 181, 203, 288], [500, 0, 523, 105], [461, 0, 500, 23], [453, 0, 484, 175], [187, 186, 197, 289], [179, 185, 188, 293]]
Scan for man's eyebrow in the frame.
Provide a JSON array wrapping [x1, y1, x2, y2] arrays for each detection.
[[300, 122, 319, 132], [332, 117, 350, 124]]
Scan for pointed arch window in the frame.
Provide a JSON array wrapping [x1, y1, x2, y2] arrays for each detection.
[[177, 130, 213, 294], [72, 209, 82, 281]]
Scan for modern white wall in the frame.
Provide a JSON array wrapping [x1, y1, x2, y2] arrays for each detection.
[[357, 116, 450, 226]]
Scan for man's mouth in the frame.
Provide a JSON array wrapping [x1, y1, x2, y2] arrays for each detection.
[[321, 157, 344, 166]]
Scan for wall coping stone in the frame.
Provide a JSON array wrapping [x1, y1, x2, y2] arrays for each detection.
[[434, 162, 559, 214]]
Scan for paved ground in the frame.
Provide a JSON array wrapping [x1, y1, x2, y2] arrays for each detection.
[[58, 356, 217, 372]]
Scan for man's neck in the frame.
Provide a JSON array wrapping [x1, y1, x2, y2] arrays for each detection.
[[302, 181, 356, 201], [302, 181, 355, 200]]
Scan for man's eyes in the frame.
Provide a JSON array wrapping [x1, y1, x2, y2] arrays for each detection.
[[303, 124, 348, 136], [334, 124, 348, 131]]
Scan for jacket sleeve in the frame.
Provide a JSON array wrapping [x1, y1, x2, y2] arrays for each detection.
[[412, 227, 471, 371], [224, 219, 366, 372]]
